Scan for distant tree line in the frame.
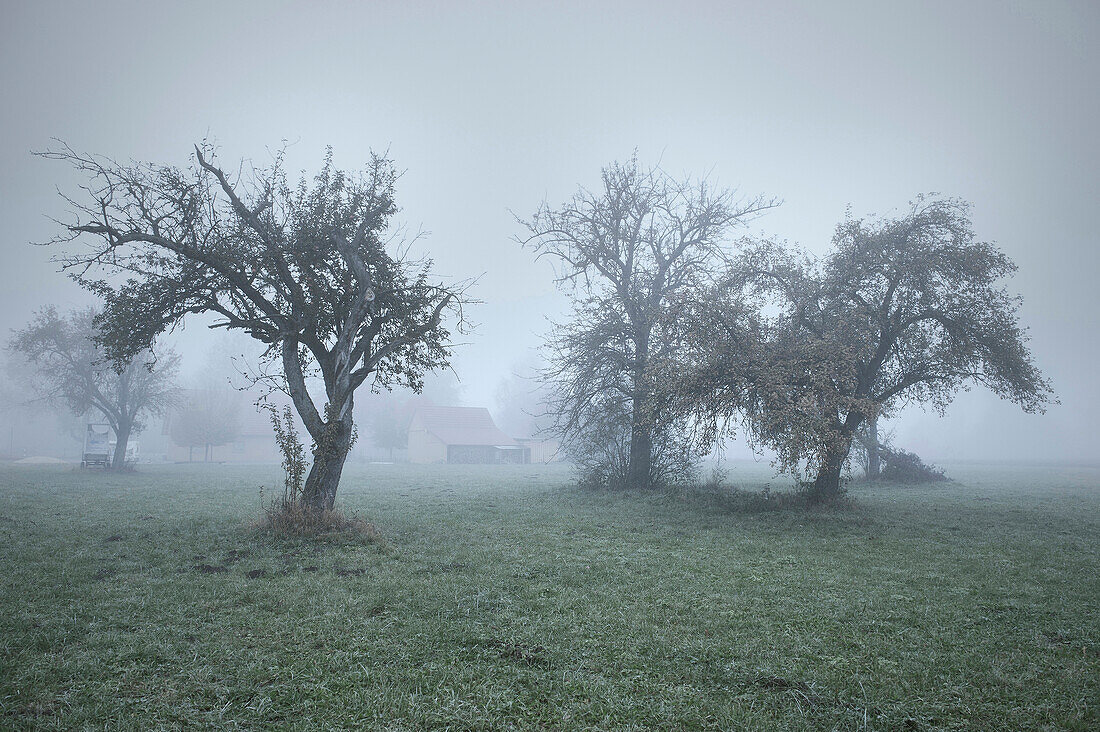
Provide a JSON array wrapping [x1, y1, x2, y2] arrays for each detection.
[[169, 385, 243, 462]]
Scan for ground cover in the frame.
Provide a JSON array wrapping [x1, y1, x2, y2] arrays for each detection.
[[0, 461, 1096, 729]]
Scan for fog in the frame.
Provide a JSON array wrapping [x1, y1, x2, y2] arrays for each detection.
[[1, 0, 1097, 464]]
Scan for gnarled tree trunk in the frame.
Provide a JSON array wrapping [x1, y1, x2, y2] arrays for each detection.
[[626, 345, 654, 490], [627, 421, 653, 489], [282, 339, 352, 513], [810, 429, 854, 502], [302, 414, 355, 513]]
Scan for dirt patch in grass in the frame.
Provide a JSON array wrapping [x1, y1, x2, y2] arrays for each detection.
[[1041, 630, 1072, 646], [488, 638, 549, 667], [752, 675, 824, 706], [223, 548, 251, 564], [192, 563, 228, 574], [335, 566, 366, 576]]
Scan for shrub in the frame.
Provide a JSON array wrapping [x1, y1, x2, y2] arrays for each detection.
[[254, 494, 383, 542], [879, 446, 948, 483], [266, 405, 306, 504], [566, 402, 696, 490]]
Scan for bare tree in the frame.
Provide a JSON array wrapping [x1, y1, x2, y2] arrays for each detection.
[[681, 196, 1055, 501], [10, 307, 179, 469], [492, 357, 556, 438], [520, 157, 774, 488], [41, 143, 469, 510], [853, 415, 889, 479], [364, 392, 409, 462], [854, 416, 915, 481]]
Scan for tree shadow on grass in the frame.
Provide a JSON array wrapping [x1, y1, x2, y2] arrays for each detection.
[[665, 482, 857, 516]]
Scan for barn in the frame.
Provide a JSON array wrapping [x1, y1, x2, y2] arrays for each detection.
[[407, 406, 528, 464]]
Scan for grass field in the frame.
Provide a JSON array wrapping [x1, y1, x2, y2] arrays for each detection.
[[0, 461, 1097, 730]]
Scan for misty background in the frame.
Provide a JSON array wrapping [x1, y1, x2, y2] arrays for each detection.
[[1, 0, 1096, 464]]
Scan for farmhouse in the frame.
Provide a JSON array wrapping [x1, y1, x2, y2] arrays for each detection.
[[407, 406, 527, 464]]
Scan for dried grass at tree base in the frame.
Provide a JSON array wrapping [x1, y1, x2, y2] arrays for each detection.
[[254, 495, 384, 543], [254, 405, 384, 542]]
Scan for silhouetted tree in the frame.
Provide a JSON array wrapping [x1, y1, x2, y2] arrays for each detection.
[[365, 393, 408, 462], [10, 307, 179, 469], [169, 385, 243, 461], [42, 143, 468, 510], [681, 196, 1055, 501], [493, 358, 556, 438], [854, 415, 883, 479], [520, 157, 774, 488]]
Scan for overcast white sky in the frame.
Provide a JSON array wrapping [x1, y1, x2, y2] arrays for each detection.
[[1, 0, 1097, 462]]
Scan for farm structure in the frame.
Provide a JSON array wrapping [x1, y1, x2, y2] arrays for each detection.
[[407, 406, 529, 464], [515, 437, 561, 464]]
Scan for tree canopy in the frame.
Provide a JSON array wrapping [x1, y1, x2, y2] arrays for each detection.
[[43, 143, 468, 508], [10, 307, 179, 468], [520, 156, 774, 488], [679, 196, 1055, 499]]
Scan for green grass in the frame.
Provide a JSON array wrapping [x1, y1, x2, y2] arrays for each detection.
[[0, 461, 1097, 730]]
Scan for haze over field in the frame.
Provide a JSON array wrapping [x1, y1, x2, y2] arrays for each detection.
[[1, 0, 1097, 464]]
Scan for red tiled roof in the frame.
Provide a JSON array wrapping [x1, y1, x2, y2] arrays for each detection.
[[411, 406, 516, 447]]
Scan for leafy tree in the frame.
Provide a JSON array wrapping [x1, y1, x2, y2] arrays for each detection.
[[681, 196, 1055, 501], [10, 307, 179, 469], [42, 143, 468, 510], [169, 385, 243, 461], [364, 393, 408, 462], [520, 157, 773, 488]]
